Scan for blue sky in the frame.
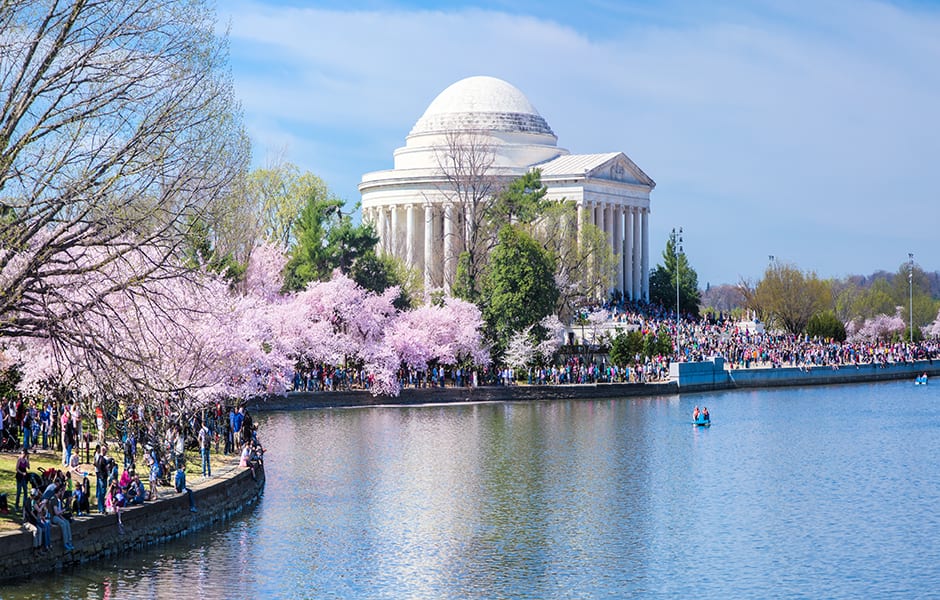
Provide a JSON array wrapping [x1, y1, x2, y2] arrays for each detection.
[[221, 0, 940, 287]]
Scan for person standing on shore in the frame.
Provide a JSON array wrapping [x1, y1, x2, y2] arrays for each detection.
[[70, 402, 82, 450], [15, 448, 30, 511], [198, 419, 211, 478], [146, 447, 160, 500], [94, 444, 109, 514], [224, 406, 234, 455], [60, 406, 70, 465], [95, 403, 105, 445], [232, 407, 243, 447], [40, 403, 51, 450]]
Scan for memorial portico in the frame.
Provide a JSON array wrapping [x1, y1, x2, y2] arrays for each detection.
[[359, 76, 654, 300]]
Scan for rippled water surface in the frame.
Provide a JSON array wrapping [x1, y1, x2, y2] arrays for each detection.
[[7, 380, 940, 599]]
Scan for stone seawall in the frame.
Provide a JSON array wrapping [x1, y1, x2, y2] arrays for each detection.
[[0, 462, 264, 583], [671, 357, 940, 393], [250, 359, 940, 411]]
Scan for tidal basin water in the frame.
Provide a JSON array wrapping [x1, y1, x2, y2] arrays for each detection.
[[9, 380, 940, 599]]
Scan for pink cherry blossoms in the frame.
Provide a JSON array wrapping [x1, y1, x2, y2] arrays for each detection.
[[846, 312, 907, 343], [1, 241, 489, 404]]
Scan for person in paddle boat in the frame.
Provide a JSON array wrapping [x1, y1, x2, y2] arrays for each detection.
[[702, 407, 710, 423], [693, 406, 701, 422]]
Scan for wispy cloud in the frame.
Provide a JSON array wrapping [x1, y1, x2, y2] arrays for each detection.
[[224, 0, 940, 284]]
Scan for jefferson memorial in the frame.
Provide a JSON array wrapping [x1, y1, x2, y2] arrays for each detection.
[[359, 76, 654, 300]]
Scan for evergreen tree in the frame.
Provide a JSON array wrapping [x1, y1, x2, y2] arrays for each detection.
[[806, 311, 847, 342], [649, 230, 701, 317], [350, 251, 414, 310], [283, 195, 378, 292]]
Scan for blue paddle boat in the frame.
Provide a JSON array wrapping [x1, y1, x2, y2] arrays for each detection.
[[915, 373, 928, 385], [692, 407, 711, 426]]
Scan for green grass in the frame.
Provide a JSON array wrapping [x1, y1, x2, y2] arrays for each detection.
[[0, 443, 237, 533]]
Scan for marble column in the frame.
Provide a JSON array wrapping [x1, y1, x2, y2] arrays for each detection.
[[576, 201, 585, 249], [424, 204, 435, 290], [605, 204, 615, 291], [377, 207, 387, 254], [641, 208, 650, 301], [443, 203, 455, 291], [632, 207, 641, 300], [612, 205, 623, 293], [389, 205, 400, 259], [596, 202, 606, 244], [624, 207, 634, 300], [405, 203, 415, 267]]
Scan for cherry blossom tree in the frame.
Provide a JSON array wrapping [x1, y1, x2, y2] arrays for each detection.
[[503, 330, 536, 370], [385, 297, 489, 372], [846, 311, 907, 343], [924, 310, 940, 339]]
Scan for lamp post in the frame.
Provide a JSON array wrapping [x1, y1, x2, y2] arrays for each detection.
[[672, 227, 683, 357], [909, 253, 914, 343]]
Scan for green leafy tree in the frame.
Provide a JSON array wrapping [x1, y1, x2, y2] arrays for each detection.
[[891, 262, 938, 335], [806, 311, 847, 342], [852, 278, 899, 320], [283, 194, 379, 291], [643, 327, 673, 359], [453, 169, 550, 303], [532, 201, 616, 319], [753, 262, 832, 334], [182, 216, 246, 283], [350, 251, 416, 310], [489, 169, 547, 224], [453, 251, 479, 303], [244, 164, 331, 250], [654, 327, 674, 357], [649, 230, 701, 317], [609, 329, 644, 366], [482, 225, 559, 353]]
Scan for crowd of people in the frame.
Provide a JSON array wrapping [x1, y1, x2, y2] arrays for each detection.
[[578, 298, 940, 372], [2, 398, 264, 556], [286, 298, 939, 394]]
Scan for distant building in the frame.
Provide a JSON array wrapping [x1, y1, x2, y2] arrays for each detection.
[[359, 76, 654, 299]]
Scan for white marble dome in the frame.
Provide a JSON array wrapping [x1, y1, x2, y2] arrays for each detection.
[[395, 76, 563, 171], [410, 76, 555, 137], [360, 75, 654, 300]]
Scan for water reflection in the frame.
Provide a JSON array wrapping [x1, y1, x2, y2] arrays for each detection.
[[9, 381, 940, 598]]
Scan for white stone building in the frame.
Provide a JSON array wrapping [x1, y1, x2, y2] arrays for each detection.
[[359, 76, 654, 299]]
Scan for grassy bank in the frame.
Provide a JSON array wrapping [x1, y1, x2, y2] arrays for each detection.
[[0, 445, 236, 533]]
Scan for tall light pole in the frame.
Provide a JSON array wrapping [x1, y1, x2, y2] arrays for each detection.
[[672, 227, 683, 357], [909, 252, 914, 343]]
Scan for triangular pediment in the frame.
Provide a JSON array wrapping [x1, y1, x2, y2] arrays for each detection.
[[587, 153, 655, 188]]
